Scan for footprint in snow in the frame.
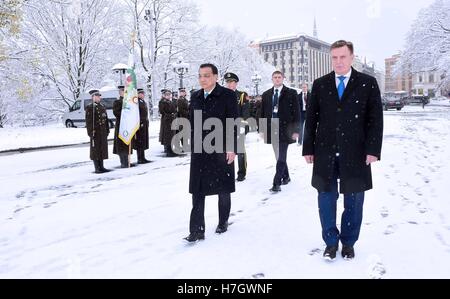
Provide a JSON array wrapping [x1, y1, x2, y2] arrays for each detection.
[[367, 255, 387, 279]]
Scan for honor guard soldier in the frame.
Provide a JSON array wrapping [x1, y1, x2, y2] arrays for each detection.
[[224, 72, 250, 182], [86, 89, 111, 174], [158, 89, 178, 157], [133, 88, 151, 164], [113, 85, 134, 168]]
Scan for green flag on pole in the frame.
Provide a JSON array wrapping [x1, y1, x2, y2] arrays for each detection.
[[118, 46, 140, 145]]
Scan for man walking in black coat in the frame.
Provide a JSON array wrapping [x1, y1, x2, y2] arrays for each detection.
[[298, 83, 311, 146], [259, 71, 300, 193], [303, 40, 383, 261], [184, 63, 238, 242]]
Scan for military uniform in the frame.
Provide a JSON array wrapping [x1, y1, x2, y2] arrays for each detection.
[[159, 89, 178, 157], [176, 88, 190, 149], [85, 90, 111, 174], [113, 86, 133, 168], [224, 72, 250, 182], [133, 89, 151, 163]]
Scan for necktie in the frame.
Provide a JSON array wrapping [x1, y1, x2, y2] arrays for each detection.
[[338, 76, 346, 100], [273, 89, 279, 118], [204, 92, 209, 99]]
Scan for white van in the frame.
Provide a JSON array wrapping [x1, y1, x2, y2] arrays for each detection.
[[63, 90, 118, 128]]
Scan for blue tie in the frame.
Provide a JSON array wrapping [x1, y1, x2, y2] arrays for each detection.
[[272, 89, 279, 118], [204, 92, 209, 99], [338, 76, 346, 100]]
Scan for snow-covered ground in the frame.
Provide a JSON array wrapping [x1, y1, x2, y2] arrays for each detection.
[[0, 105, 449, 279]]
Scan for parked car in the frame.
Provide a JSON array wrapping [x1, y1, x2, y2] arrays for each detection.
[[408, 95, 430, 105], [62, 90, 117, 128], [431, 96, 448, 101], [382, 97, 404, 111]]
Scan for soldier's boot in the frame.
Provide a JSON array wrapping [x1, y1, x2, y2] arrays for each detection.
[[119, 154, 129, 168], [166, 145, 178, 158], [138, 149, 151, 164], [99, 160, 111, 173], [93, 160, 102, 174]]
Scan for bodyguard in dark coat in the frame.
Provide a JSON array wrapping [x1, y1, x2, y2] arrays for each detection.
[[184, 63, 238, 243], [224, 72, 250, 182], [259, 71, 300, 193], [159, 89, 178, 157], [303, 41, 383, 260], [133, 88, 151, 164], [298, 83, 311, 145], [113, 86, 133, 168], [85, 90, 111, 174]]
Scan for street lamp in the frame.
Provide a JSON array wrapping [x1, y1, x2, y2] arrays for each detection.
[[172, 56, 189, 89], [112, 63, 128, 87], [251, 72, 262, 96]]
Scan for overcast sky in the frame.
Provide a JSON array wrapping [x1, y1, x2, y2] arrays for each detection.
[[192, 0, 433, 70]]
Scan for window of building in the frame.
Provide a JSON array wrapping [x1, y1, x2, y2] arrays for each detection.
[[429, 74, 434, 83]]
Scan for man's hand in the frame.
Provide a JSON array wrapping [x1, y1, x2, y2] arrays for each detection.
[[304, 155, 314, 164], [292, 133, 300, 141], [226, 152, 236, 164], [366, 155, 379, 165]]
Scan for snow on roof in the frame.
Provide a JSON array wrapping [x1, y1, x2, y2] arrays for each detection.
[[256, 32, 331, 46]]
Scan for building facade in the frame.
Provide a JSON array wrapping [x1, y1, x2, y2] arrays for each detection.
[[253, 34, 332, 89], [385, 54, 413, 95], [412, 71, 446, 97]]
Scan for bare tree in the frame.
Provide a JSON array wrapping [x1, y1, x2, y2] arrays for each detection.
[[20, 0, 125, 110], [397, 0, 450, 88]]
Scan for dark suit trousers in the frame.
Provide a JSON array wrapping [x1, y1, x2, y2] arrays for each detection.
[[190, 193, 231, 233], [298, 111, 306, 145], [272, 142, 290, 186], [318, 158, 365, 247]]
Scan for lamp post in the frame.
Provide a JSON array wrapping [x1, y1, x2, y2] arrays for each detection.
[[172, 56, 189, 89], [251, 72, 262, 96], [112, 63, 128, 87]]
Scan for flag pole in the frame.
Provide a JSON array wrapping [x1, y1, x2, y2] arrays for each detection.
[[92, 94, 95, 148], [127, 31, 137, 168]]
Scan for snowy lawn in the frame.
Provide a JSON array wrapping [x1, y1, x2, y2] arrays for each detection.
[[0, 105, 449, 278], [0, 121, 162, 152]]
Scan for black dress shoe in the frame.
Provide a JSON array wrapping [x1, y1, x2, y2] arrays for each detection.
[[341, 245, 355, 260], [138, 159, 152, 164], [270, 185, 281, 193], [323, 245, 338, 261], [281, 178, 291, 185], [184, 232, 205, 242], [215, 223, 229, 234], [236, 175, 246, 182]]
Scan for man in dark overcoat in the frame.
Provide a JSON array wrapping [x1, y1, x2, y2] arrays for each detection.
[[303, 40, 383, 260], [259, 71, 300, 193], [184, 63, 238, 242]]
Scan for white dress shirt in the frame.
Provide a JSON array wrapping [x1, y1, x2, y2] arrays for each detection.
[[335, 69, 352, 89], [301, 92, 307, 111], [273, 85, 284, 103]]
